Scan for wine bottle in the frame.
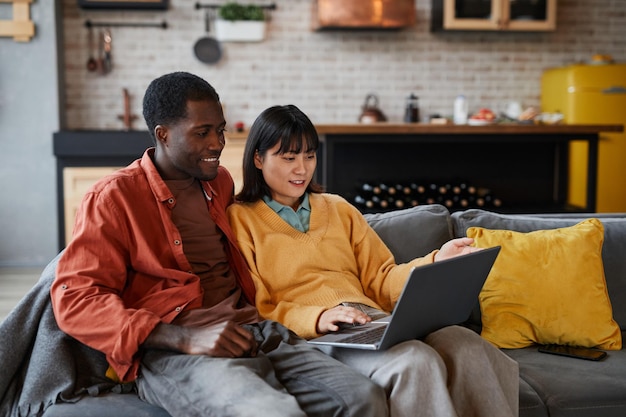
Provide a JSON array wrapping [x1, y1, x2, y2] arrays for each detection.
[[476, 187, 491, 197], [379, 183, 395, 196], [394, 198, 405, 209], [409, 183, 425, 202], [371, 195, 388, 209], [438, 183, 452, 196], [357, 182, 380, 196], [407, 197, 420, 207], [484, 194, 503, 208], [413, 182, 426, 193], [400, 184, 412, 196], [354, 195, 367, 207]]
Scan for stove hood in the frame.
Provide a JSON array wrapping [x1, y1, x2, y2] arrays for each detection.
[[313, 0, 416, 30]]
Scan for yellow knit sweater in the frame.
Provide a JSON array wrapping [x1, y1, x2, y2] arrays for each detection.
[[227, 193, 436, 339]]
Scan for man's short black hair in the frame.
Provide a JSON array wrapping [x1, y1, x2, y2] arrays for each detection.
[[142, 72, 220, 142]]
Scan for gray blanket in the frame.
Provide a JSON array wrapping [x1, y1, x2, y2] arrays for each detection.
[[0, 253, 119, 417]]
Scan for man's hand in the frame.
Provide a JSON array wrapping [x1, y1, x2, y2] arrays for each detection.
[[144, 321, 258, 358], [434, 237, 481, 262], [317, 306, 371, 334]]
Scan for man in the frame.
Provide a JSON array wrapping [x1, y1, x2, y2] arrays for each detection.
[[51, 72, 387, 417]]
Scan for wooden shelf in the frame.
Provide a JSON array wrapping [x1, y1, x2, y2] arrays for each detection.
[[0, 0, 35, 42]]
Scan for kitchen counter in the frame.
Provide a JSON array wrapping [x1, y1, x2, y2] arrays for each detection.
[[53, 130, 248, 249], [314, 123, 623, 135], [53, 124, 622, 248], [316, 123, 623, 216]]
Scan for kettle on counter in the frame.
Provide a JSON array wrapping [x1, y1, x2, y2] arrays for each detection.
[[359, 94, 387, 123]]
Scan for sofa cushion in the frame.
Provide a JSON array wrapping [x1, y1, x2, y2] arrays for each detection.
[[42, 393, 172, 417], [452, 210, 626, 330], [519, 377, 549, 417], [467, 219, 621, 350], [505, 338, 626, 417], [364, 204, 453, 263]]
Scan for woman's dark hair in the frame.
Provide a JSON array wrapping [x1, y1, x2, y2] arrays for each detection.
[[142, 71, 220, 143], [236, 104, 323, 202]]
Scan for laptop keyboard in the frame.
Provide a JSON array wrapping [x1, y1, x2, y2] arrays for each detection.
[[335, 324, 386, 344]]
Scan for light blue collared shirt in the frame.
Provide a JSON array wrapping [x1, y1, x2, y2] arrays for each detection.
[[263, 193, 311, 233]]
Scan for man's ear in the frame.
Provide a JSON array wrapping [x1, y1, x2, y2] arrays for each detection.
[[154, 125, 168, 144]]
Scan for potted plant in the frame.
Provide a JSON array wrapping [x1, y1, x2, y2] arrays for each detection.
[[215, 2, 267, 42]]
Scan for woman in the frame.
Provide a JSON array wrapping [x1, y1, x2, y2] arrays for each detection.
[[227, 105, 519, 417]]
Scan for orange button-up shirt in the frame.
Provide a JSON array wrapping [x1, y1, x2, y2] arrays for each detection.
[[50, 149, 258, 382]]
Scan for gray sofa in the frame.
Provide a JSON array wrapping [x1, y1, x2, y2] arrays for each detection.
[[4, 205, 626, 417], [365, 205, 626, 417]]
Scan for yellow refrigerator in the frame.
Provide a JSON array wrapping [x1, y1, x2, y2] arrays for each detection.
[[542, 62, 626, 212]]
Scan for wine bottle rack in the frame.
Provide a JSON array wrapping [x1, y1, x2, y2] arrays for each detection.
[[352, 180, 503, 213], [318, 128, 608, 214]]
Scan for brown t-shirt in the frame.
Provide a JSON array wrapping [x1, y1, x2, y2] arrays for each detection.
[[165, 178, 258, 327]]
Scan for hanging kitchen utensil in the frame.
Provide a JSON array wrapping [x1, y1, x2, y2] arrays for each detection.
[[86, 25, 97, 72], [101, 29, 113, 74], [194, 10, 222, 64], [359, 94, 387, 123]]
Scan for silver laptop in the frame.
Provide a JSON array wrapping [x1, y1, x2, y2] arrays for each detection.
[[308, 246, 500, 350]]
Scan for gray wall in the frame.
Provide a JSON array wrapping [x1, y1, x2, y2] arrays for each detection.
[[0, 1, 61, 266]]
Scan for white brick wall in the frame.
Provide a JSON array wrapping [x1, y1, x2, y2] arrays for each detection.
[[61, 0, 626, 130]]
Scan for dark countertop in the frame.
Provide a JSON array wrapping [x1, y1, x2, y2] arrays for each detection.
[[315, 123, 624, 135], [53, 130, 153, 157]]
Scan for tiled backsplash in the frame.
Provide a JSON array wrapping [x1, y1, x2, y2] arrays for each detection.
[[61, 0, 626, 130]]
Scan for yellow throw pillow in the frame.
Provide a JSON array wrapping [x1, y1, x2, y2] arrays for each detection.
[[467, 218, 622, 350]]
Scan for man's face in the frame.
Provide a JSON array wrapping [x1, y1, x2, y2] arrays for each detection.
[[155, 99, 226, 181]]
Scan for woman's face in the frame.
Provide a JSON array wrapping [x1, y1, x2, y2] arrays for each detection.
[[254, 139, 317, 210]]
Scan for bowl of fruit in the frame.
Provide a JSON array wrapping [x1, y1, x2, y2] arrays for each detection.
[[468, 108, 496, 125]]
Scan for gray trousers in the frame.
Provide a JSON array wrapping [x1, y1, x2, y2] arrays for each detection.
[[135, 320, 388, 417], [323, 326, 519, 417]]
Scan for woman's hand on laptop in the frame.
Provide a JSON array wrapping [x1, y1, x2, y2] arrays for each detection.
[[317, 306, 372, 334], [434, 237, 481, 262]]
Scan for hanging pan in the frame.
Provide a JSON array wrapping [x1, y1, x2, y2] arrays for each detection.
[[194, 10, 222, 64]]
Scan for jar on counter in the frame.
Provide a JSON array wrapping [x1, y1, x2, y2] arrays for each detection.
[[453, 95, 468, 125], [404, 93, 420, 123]]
